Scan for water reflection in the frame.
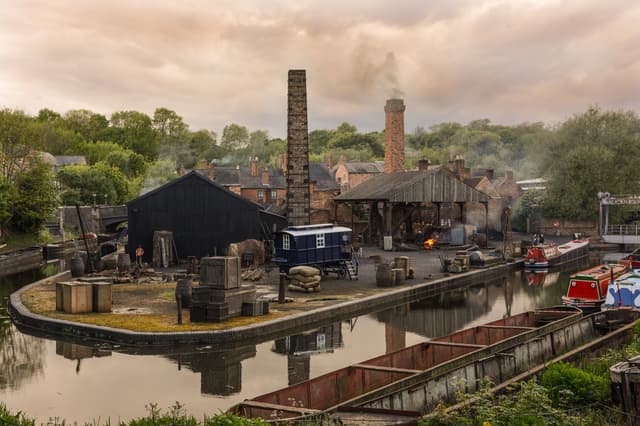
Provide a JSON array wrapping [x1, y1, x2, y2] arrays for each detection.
[[1, 257, 601, 423]]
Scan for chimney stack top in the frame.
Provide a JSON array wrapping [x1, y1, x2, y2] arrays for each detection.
[[385, 98, 405, 113]]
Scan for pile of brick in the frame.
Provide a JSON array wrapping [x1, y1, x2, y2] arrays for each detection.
[[287, 266, 321, 293]]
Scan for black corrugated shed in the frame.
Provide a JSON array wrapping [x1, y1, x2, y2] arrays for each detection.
[[127, 171, 287, 262]]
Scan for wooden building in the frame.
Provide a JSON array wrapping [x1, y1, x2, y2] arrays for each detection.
[[334, 167, 490, 247], [127, 171, 287, 262]]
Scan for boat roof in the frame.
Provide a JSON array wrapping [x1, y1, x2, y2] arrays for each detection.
[[571, 263, 627, 279], [558, 239, 590, 253], [615, 270, 640, 284], [278, 223, 352, 237]]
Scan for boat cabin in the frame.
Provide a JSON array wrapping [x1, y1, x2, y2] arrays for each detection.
[[562, 263, 628, 310], [273, 224, 357, 278]]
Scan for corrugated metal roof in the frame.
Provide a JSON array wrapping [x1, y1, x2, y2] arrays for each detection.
[[335, 167, 489, 203]]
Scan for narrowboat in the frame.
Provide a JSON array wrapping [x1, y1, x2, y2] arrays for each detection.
[[561, 262, 629, 310], [524, 239, 589, 269], [273, 224, 358, 280], [230, 307, 638, 423], [603, 270, 640, 308]]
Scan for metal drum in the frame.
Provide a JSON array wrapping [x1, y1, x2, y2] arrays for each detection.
[[70, 256, 85, 278], [375, 263, 394, 287]]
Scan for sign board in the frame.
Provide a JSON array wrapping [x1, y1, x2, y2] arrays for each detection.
[[601, 196, 640, 206]]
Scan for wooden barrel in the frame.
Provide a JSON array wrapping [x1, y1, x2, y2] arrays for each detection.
[[376, 263, 393, 287], [175, 278, 192, 308], [70, 257, 85, 278], [117, 253, 131, 273]]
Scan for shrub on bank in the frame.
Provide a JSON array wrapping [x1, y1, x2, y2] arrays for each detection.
[[541, 362, 609, 407]]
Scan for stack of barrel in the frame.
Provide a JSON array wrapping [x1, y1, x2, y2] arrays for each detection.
[[287, 266, 321, 293]]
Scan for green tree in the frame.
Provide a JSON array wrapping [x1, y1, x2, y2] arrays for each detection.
[[541, 107, 640, 220], [57, 163, 130, 205], [61, 109, 109, 142], [0, 109, 33, 181], [221, 123, 249, 151], [109, 111, 159, 160], [11, 159, 58, 232]]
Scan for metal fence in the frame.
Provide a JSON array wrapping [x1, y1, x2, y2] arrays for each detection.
[[606, 224, 640, 235]]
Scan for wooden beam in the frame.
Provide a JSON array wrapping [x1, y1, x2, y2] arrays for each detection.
[[478, 325, 536, 331], [239, 400, 321, 414], [351, 364, 421, 375], [425, 341, 486, 349]]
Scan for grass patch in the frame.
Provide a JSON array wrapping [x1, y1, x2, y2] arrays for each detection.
[[20, 281, 289, 333]]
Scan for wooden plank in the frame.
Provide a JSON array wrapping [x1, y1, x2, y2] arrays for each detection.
[[239, 400, 321, 414], [478, 325, 536, 330], [426, 341, 486, 349], [351, 364, 421, 375]]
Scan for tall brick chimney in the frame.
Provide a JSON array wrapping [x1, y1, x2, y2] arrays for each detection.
[[261, 167, 270, 186], [286, 70, 311, 226], [384, 99, 405, 174]]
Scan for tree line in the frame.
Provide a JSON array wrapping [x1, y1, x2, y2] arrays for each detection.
[[1, 105, 639, 237]]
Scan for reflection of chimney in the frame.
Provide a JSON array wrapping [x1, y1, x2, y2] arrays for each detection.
[[418, 159, 429, 171], [249, 158, 259, 177], [261, 168, 269, 186], [485, 168, 494, 181], [208, 162, 215, 180], [384, 99, 405, 174]]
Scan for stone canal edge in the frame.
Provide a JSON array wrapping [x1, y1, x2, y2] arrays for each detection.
[[8, 261, 523, 348]]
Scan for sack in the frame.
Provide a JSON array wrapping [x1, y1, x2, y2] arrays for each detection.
[[288, 283, 321, 293], [289, 278, 321, 288], [289, 273, 321, 284], [289, 266, 321, 277]]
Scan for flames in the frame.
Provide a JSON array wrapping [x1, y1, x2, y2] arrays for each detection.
[[423, 238, 436, 250]]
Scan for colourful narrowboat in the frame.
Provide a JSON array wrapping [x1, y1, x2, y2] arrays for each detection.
[[603, 270, 640, 309], [524, 240, 589, 269], [561, 262, 629, 310]]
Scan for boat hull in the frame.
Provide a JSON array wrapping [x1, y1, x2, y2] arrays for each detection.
[[231, 306, 636, 422], [524, 240, 589, 271]]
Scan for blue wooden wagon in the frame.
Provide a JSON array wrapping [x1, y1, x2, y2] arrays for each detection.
[[273, 224, 358, 280]]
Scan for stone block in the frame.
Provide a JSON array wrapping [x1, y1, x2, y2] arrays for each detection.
[[61, 282, 93, 314], [200, 257, 240, 289], [92, 282, 112, 313], [206, 302, 229, 322]]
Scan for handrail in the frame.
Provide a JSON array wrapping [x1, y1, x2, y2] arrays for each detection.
[[606, 224, 640, 236]]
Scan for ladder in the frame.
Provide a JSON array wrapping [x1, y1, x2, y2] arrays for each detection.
[[342, 247, 359, 280]]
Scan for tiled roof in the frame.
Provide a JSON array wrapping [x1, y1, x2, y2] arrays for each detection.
[[343, 161, 384, 174]]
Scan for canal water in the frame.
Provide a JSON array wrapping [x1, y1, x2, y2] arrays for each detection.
[[1, 259, 594, 423]]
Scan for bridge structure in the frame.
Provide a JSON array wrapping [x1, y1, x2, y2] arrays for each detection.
[[99, 205, 128, 232], [600, 193, 640, 245]]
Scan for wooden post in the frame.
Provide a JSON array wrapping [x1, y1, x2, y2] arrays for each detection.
[[176, 294, 183, 325], [279, 273, 287, 304]]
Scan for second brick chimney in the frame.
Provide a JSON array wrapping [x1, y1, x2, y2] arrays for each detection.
[[384, 98, 406, 174], [249, 158, 259, 177], [261, 168, 269, 186]]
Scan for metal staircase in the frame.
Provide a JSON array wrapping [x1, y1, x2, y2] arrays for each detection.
[[341, 247, 359, 280]]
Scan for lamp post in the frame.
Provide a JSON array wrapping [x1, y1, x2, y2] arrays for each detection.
[[92, 193, 97, 205]]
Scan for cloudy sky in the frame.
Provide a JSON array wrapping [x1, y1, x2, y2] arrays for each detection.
[[1, 0, 638, 137]]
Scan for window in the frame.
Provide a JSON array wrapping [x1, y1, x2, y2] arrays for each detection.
[[271, 190, 277, 201], [316, 233, 325, 248], [257, 189, 264, 201], [283, 234, 290, 250]]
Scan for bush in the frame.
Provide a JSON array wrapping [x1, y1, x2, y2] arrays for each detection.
[[541, 362, 609, 407]]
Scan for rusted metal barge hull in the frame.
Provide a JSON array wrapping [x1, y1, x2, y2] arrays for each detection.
[[0, 246, 43, 277], [233, 307, 624, 422]]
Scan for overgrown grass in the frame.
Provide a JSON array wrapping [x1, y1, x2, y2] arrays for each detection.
[[0, 402, 272, 426]]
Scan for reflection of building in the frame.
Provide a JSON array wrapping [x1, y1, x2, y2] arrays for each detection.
[[165, 345, 256, 396], [378, 278, 510, 338], [272, 323, 343, 385]]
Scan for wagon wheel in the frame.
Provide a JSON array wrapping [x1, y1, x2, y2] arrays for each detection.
[[338, 265, 347, 279]]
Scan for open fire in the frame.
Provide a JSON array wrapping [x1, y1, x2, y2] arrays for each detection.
[[423, 238, 436, 250]]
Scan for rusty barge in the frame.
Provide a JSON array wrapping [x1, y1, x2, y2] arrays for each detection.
[[231, 307, 640, 423]]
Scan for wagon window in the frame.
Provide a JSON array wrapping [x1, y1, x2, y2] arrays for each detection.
[[283, 234, 290, 250], [316, 233, 325, 248]]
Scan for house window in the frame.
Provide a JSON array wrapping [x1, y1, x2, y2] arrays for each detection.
[[271, 190, 277, 201], [257, 189, 264, 201], [283, 234, 290, 250], [316, 233, 325, 248]]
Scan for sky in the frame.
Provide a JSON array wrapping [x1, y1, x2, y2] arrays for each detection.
[[1, 0, 639, 138]]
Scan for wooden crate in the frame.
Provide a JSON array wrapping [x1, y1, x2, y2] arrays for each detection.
[[61, 282, 93, 314]]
